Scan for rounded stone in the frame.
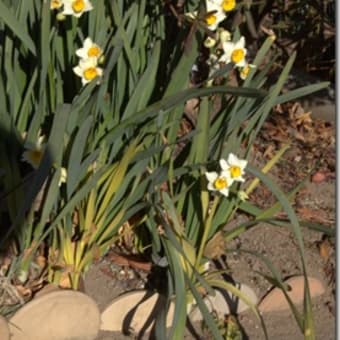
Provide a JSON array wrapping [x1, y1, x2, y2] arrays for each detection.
[[100, 290, 174, 334], [9, 290, 100, 340], [189, 284, 258, 322], [258, 276, 325, 313], [34, 283, 60, 298], [0, 315, 10, 340]]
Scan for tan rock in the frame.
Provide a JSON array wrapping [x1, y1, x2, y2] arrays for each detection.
[[189, 284, 258, 322], [0, 315, 10, 340], [258, 276, 325, 313], [9, 290, 100, 340], [34, 283, 60, 298], [100, 290, 174, 335]]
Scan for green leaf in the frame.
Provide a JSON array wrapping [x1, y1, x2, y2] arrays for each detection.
[[162, 238, 187, 340], [122, 40, 161, 119], [275, 82, 330, 105], [67, 116, 93, 199], [0, 2, 36, 55], [101, 85, 266, 145], [226, 247, 304, 331], [186, 276, 224, 340]]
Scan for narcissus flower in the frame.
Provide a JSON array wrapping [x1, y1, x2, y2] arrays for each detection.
[[220, 0, 236, 12], [205, 0, 226, 31], [22, 137, 46, 169], [73, 58, 103, 86], [205, 171, 232, 197], [209, 0, 236, 14], [239, 63, 256, 80], [76, 37, 103, 61], [50, 0, 63, 9], [220, 36, 247, 67], [220, 153, 247, 182], [62, 0, 93, 17]]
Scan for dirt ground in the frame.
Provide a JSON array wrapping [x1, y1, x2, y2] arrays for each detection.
[[83, 97, 336, 340]]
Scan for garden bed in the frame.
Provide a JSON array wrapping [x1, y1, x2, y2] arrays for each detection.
[[84, 99, 335, 340]]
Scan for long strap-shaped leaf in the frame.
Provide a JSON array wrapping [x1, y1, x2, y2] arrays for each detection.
[[100, 85, 267, 146], [246, 165, 315, 339], [0, 1, 36, 55]]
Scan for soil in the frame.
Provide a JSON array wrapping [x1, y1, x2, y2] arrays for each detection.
[[83, 98, 336, 339]]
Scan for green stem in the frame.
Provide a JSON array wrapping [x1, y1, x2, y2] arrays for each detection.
[[195, 195, 220, 271]]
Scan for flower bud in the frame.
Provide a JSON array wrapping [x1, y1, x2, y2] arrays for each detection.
[[204, 36, 217, 48], [56, 12, 66, 21], [217, 28, 231, 43]]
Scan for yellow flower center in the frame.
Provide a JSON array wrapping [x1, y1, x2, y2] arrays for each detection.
[[87, 46, 101, 58], [222, 0, 236, 12], [51, 0, 62, 9], [205, 13, 217, 26], [72, 0, 85, 13], [214, 177, 228, 190], [83, 67, 98, 81], [240, 65, 250, 79], [230, 166, 241, 178], [231, 48, 245, 64], [28, 150, 43, 167]]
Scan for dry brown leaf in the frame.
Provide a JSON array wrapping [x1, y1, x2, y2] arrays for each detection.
[[297, 207, 334, 225], [204, 231, 225, 259], [293, 131, 306, 142], [263, 144, 276, 159], [15, 285, 32, 299], [106, 252, 152, 272], [36, 255, 47, 270]]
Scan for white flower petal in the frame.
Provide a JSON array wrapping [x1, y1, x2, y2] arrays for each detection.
[[220, 187, 229, 197], [227, 153, 238, 165], [76, 37, 103, 61], [205, 0, 226, 31], [220, 170, 233, 182], [222, 41, 234, 57], [234, 36, 245, 49], [220, 37, 248, 67], [219, 158, 228, 171], [207, 182, 216, 191], [227, 153, 247, 167], [62, 0, 93, 18], [236, 58, 247, 67], [73, 65, 83, 77], [58, 167, 68, 186], [83, 37, 93, 48], [205, 171, 218, 182]]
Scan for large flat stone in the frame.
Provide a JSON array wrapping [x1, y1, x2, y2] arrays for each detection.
[[9, 290, 100, 340], [258, 276, 325, 313], [100, 290, 174, 335], [0, 315, 10, 340], [189, 284, 258, 322]]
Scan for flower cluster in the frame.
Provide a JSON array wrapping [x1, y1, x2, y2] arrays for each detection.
[[185, 1, 255, 81], [204, 27, 256, 81], [50, 0, 93, 18], [73, 37, 104, 86], [204, 0, 236, 31], [205, 153, 247, 197]]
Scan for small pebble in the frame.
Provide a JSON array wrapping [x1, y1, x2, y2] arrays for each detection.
[[311, 172, 326, 183]]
